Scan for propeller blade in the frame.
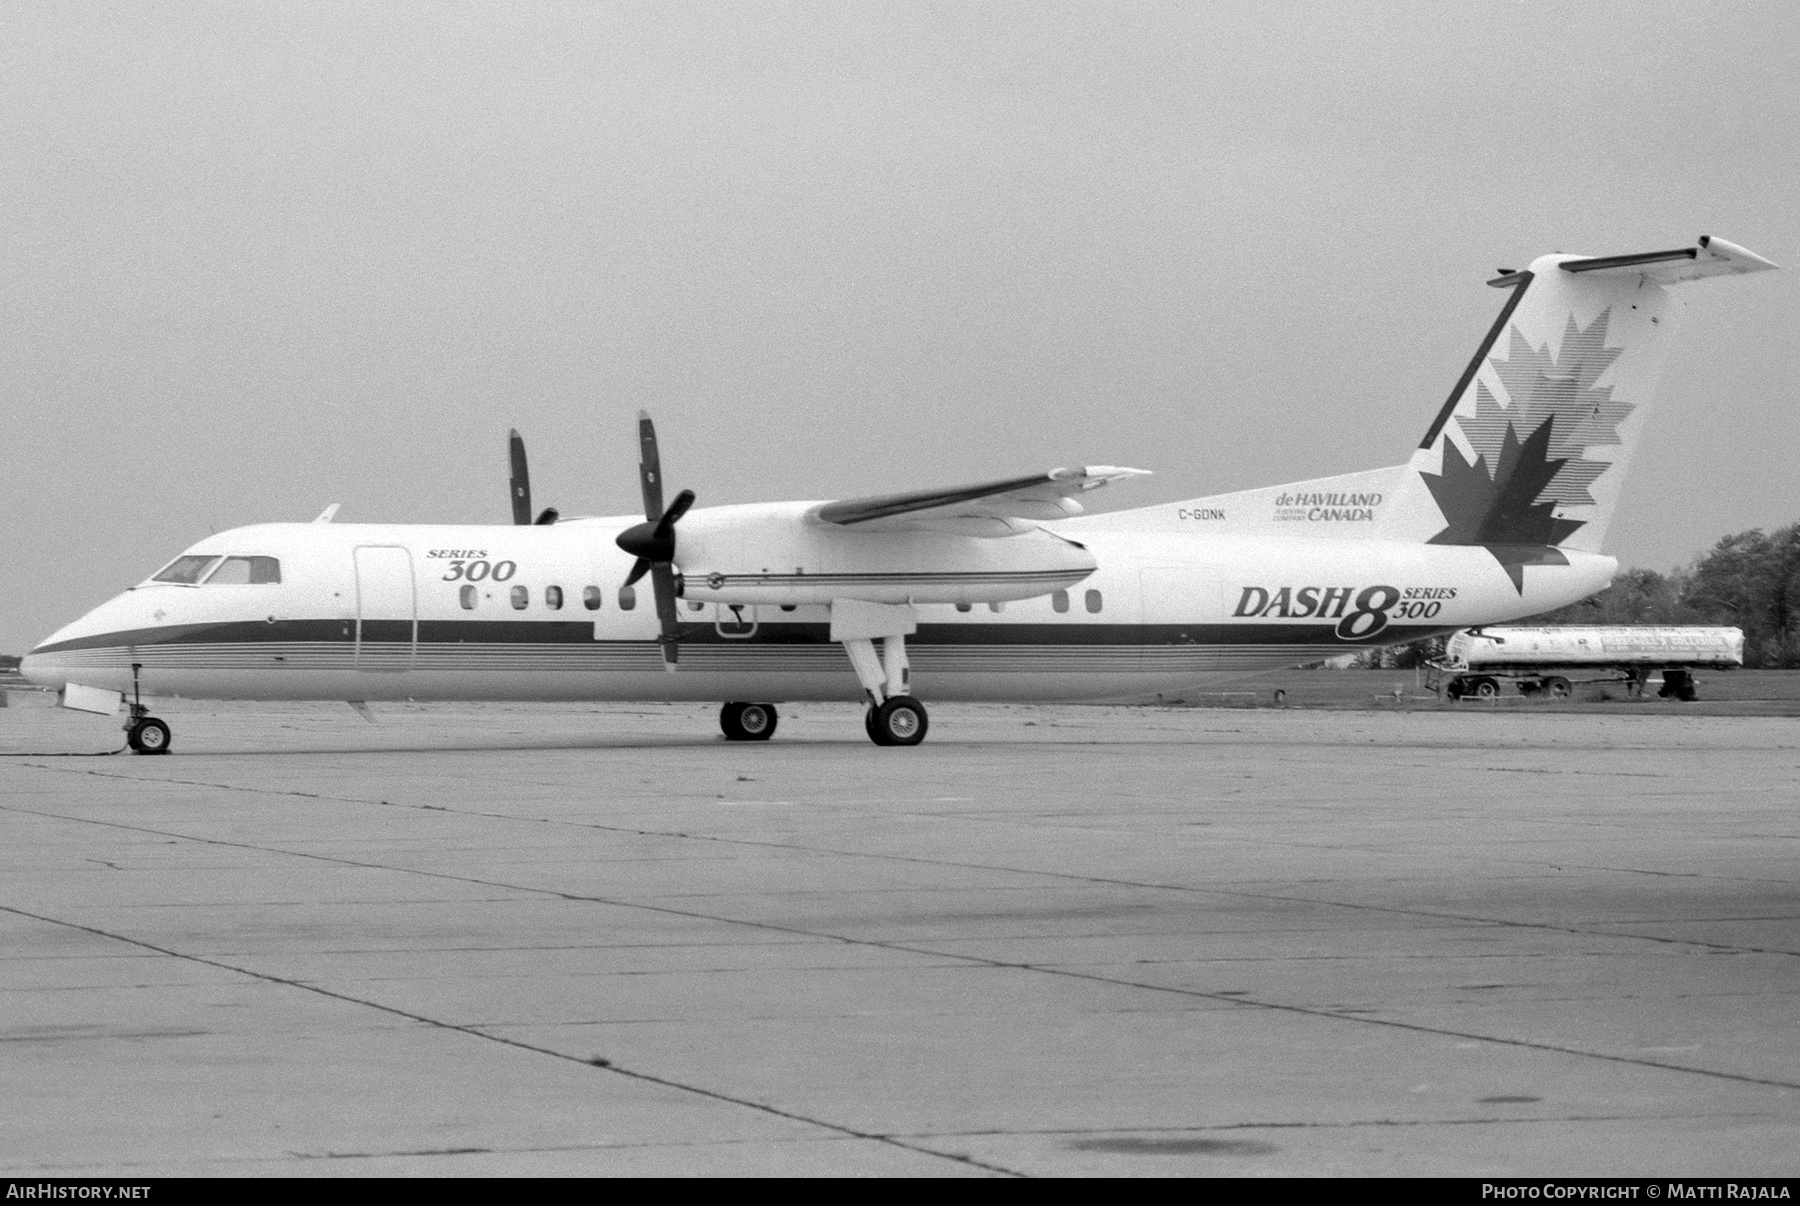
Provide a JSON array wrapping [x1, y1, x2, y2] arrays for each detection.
[[508, 429, 532, 526], [653, 489, 695, 541], [636, 410, 665, 522], [650, 561, 682, 670], [623, 411, 687, 671]]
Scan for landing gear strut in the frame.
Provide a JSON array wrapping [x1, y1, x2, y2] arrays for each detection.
[[123, 663, 171, 755], [832, 600, 930, 746], [720, 701, 778, 741]]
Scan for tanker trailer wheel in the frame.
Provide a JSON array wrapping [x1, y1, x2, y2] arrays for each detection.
[[1444, 677, 1466, 701], [1659, 670, 1695, 700], [1543, 676, 1572, 700], [1470, 676, 1500, 700]]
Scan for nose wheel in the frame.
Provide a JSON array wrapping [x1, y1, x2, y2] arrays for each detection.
[[127, 716, 171, 755]]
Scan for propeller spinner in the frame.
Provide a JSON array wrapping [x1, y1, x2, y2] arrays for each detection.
[[507, 429, 559, 526], [614, 411, 693, 669]]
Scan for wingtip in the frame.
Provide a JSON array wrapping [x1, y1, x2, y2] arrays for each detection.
[[1699, 235, 1781, 272], [1065, 468, 1152, 482], [1056, 465, 1154, 481]]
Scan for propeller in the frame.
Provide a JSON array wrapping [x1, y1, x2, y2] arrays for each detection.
[[507, 429, 559, 525], [614, 411, 694, 669]]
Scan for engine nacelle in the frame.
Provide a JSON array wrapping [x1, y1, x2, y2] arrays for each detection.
[[672, 502, 1096, 606]]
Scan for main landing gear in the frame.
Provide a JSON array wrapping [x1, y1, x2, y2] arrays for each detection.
[[720, 701, 778, 741], [719, 601, 933, 746], [835, 604, 929, 746], [123, 663, 171, 755], [865, 696, 928, 747]]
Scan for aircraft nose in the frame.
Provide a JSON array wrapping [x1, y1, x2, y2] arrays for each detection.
[[18, 648, 65, 689], [18, 594, 135, 691]]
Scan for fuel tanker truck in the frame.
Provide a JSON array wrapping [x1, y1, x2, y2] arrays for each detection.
[[1431, 626, 1744, 701]]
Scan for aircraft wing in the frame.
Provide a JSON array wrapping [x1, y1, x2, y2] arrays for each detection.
[[810, 466, 1150, 535]]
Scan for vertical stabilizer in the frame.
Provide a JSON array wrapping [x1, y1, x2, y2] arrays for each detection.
[[1078, 237, 1774, 577], [1393, 236, 1776, 589]]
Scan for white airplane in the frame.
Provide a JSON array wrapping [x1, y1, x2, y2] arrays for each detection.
[[22, 236, 1777, 752]]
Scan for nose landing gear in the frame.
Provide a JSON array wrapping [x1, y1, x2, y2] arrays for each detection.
[[123, 663, 171, 755]]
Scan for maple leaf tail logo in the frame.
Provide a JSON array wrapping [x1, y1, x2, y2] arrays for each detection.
[[1423, 416, 1586, 593]]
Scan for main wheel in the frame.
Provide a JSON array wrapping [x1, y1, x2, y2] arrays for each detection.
[[867, 697, 928, 746], [1543, 676, 1572, 700], [1470, 677, 1500, 700], [128, 717, 172, 755], [720, 702, 778, 741]]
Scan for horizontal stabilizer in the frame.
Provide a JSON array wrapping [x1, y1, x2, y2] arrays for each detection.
[[1557, 235, 1778, 284]]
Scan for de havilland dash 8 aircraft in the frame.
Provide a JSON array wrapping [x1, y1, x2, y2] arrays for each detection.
[[22, 235, 1777, 751]]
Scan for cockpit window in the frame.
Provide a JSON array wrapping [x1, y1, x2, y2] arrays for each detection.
[[152, 555, 222, 584], [204, 556, 281, 585]]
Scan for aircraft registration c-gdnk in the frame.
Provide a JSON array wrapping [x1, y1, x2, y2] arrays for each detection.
[[21, 236, 1778, 750]]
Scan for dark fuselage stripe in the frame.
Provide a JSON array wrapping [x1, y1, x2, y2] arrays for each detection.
[[32, 618, 1451, 657]]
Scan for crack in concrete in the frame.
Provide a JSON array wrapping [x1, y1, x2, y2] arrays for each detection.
[[296, 1131, 881, 1162], [895, 1108, 1773, 1139]]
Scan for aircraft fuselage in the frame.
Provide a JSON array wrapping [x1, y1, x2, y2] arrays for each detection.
[[23, 516, 1613, 705]]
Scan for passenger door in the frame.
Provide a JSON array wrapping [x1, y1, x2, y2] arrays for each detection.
[[354, 546, 417, 672]]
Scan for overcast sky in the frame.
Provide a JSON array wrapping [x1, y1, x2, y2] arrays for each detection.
[[4, 1, 1797, 653]]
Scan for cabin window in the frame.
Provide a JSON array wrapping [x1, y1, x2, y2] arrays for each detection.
[[1085, 589, 1103, 614], [459, 585, 477, 610], [618, 585, 637, 611], [545, 586, 563, 611], [511, 585, 529, 610], [1051, 590, 1069, 613], [205, 556, 281, 585], [582, 586, 601, 611], [955, 603, 972, 613], [152, 555, 221, 584]]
